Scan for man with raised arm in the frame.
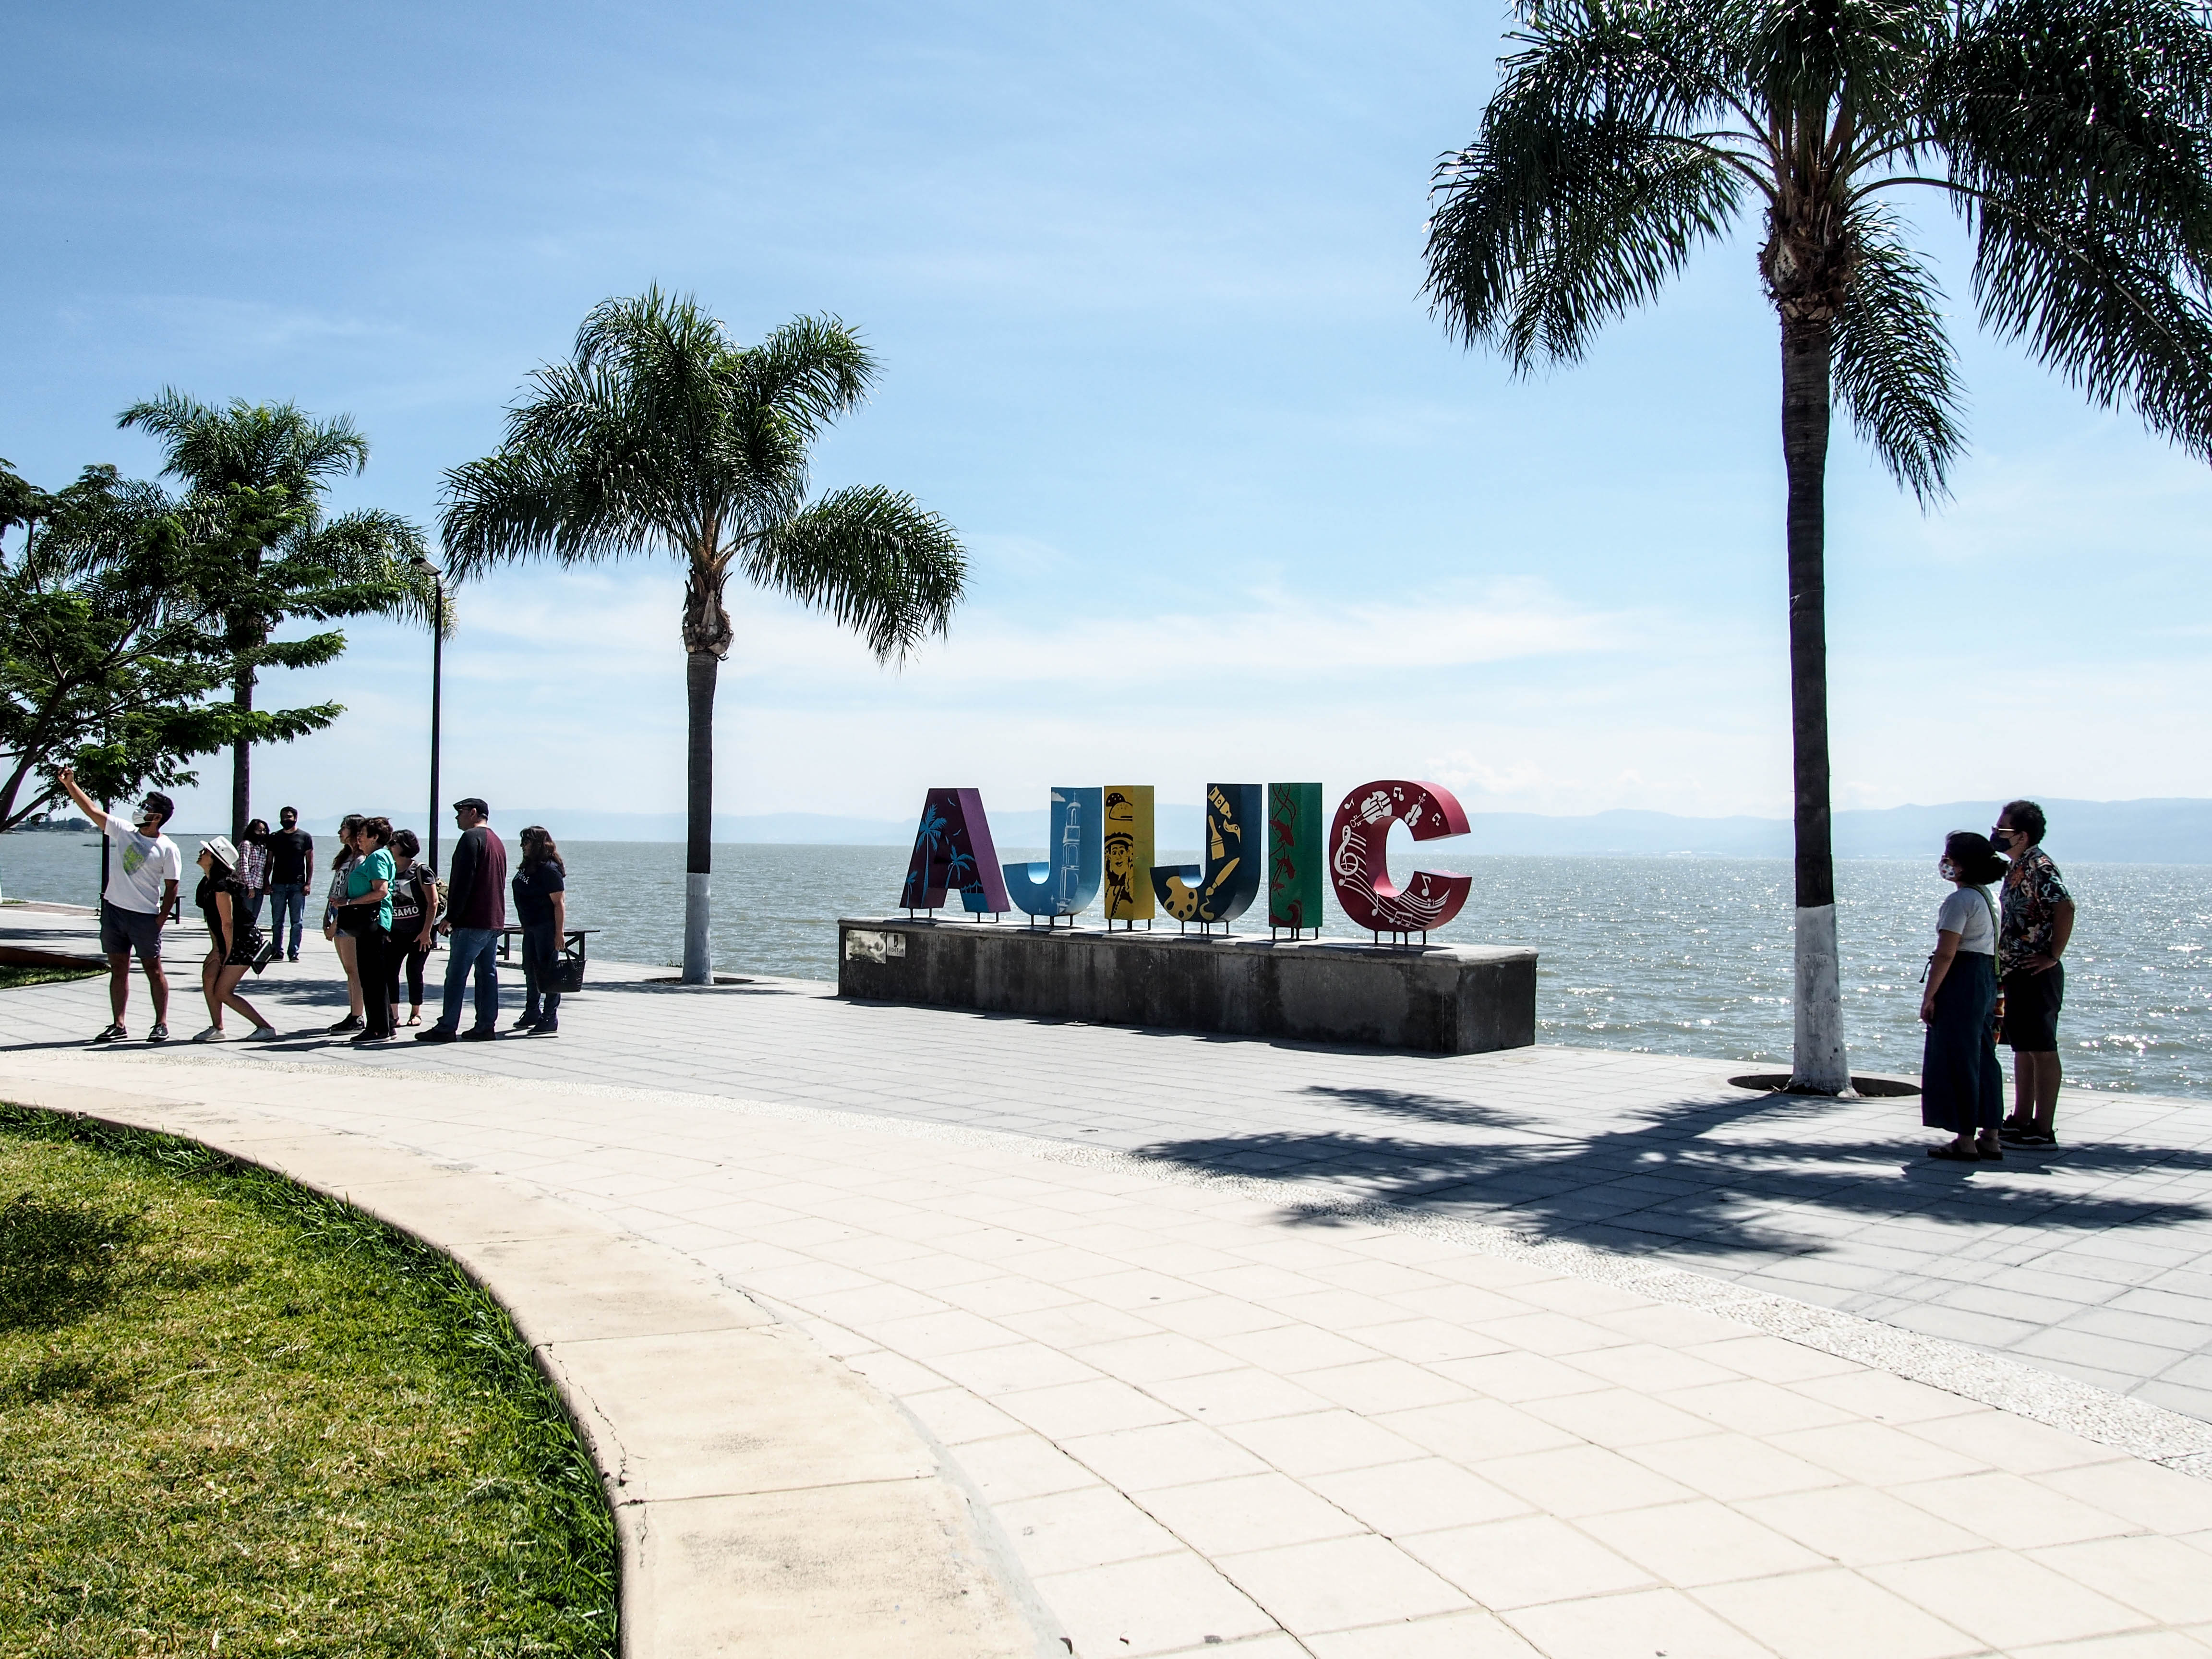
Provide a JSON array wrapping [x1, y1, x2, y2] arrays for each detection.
[[416, 796, 507, 1044], [56, 766, 183, 1044]]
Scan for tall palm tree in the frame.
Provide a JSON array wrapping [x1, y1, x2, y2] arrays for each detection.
[[119, 393, 438, 839], [1424, 0, 2212, 1092], [440, 288, 967, 985]]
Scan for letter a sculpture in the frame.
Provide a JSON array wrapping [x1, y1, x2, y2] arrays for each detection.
[[1329, 779, 1472, 938], [1005, 787, 1103, 924], [901, 788, 1011, 916]]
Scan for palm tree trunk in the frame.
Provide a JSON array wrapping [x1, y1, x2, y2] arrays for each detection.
[[231, 668, 253, 843], [682, 649, 717, 984], [1781, 313, 1851, 1094]]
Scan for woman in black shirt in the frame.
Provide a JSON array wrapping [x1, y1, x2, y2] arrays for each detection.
[[192, 836, 276, 1042], [512, 826, 568, 1036], [384, 828, 439, 1026]]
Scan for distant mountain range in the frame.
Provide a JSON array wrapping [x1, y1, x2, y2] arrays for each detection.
[[238, 797, 2210, 863]]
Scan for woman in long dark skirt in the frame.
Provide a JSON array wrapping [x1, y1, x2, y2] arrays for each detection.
[[1921, 831, 2008, 1161]]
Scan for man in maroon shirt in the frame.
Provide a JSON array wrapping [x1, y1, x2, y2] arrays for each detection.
[[416, 797, 508, 1043]]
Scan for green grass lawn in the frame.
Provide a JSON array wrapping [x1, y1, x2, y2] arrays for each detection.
[[0, 965, 103, 990], [0, 1106, 618, 1657]]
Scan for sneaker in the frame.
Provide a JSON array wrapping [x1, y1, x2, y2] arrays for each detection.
[[326, 1014, 363, 1035], [529, 1022, 559, 1037], [458, 1027, 498, 1042], [2014, 1129, 2059, 1147], [147, 1023, 169, 1044], [415, 1027, 458, 1044], [513, 1014, 540, 1030], [247, 1025, 281, 1040], [92, 1022, 127, 1043], [287, 953, 300, 963], [192, 1026, 227, 1044], [350, 1031, 391, 1046]]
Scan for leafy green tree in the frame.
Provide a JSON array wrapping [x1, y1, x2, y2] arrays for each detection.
[[441, 288, 967, 983], [1423, 0, 2212, 1091], [118, 393, 438, 839], [0, 463, 232, 833]]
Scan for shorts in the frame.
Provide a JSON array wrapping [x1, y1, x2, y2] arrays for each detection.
[[99, 900, 164, 962], [2002, 962, 2065, 1053]]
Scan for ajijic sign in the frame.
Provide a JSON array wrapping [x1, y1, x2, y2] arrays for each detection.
[[900, 780, 1475, 937]]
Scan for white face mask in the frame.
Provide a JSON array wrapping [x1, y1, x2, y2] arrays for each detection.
[[1939, 858, 1959, 880]]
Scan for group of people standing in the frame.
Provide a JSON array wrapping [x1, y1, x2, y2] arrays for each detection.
[[1919, 798, 2076, 1159], [57, 769, 573, 1046]]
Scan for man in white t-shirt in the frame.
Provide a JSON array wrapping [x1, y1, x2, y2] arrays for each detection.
[[57, 765, 182, 1043]]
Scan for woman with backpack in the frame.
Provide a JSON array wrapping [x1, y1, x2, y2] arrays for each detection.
[[1920, 831, 2009, 1161]]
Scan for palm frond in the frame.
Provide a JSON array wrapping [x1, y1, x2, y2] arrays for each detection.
[[120, 391, 370, 493], [1933, 0, 2212, 454], [1427, 1, 1748, 369], [1832, 206, 1965, 500], [745, 485, 965, 663]]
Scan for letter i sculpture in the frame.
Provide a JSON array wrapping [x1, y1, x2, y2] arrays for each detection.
[[1268, 782, 1322, 937]]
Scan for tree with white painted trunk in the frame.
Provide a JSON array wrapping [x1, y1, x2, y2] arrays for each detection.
[[1423, 0, 2212, 1090], [440, 289, 967, 985]]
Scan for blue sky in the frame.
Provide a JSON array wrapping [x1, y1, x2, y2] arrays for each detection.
[[6, 0, 2206, 831]]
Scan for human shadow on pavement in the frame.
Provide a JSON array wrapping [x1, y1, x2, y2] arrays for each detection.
[[1129, 1082, 2212, 1259]]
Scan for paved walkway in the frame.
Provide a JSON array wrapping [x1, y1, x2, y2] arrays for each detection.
[[9, 1043, 2212, 1656], [8, 908, 2212, 1653], [6, 904, 2210, 1423]]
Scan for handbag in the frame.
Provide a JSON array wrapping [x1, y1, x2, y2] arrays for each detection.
[[1979, 888, 2004, 1044]]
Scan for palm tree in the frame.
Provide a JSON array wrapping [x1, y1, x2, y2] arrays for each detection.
[[1424, 0, 2212, 1092], [119, 393, 438, 839], [440, 288, 967, 985]]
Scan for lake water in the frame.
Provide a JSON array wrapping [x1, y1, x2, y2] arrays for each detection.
[[5, 833, 2205, 1096]]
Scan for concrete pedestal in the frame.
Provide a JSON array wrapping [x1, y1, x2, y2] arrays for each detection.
[[837, 918, 1537, 1054]]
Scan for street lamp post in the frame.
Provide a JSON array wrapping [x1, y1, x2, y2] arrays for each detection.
[[415, 556, 447, 876]]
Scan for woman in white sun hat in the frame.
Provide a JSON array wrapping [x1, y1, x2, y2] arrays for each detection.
[[192, 836, 278, 1042]]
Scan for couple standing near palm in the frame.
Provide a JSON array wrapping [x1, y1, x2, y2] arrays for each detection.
[[1919, 800, 2075, 1161]]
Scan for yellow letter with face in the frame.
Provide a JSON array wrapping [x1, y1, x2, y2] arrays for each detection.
[[1102, 786, 1154, 922]]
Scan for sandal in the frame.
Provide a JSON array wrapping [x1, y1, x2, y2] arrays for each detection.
[[1926, 1143, 1981, 1162]]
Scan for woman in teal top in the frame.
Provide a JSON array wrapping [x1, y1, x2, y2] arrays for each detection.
[[333, 817, 397, 1044]]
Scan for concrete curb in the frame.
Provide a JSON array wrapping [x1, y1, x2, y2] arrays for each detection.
[[0, 1078, 1051, 1659]]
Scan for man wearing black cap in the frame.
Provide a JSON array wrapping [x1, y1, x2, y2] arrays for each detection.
[[57, 766, 182, 1043], [417, 797, 507, 1043]]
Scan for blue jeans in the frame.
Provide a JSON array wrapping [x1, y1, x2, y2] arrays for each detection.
[[437, 927, 501, 1033], [269, 884, 307, 956]]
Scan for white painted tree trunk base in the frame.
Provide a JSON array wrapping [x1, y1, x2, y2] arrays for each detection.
[[1792, 902, 1854, 1096], [682, 872, 712, 985]]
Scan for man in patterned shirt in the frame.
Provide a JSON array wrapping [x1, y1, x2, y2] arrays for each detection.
[[1994, 799, 2075, 1147]]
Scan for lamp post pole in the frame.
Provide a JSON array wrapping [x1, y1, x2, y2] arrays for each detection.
[[418, 560, 447, 876]]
